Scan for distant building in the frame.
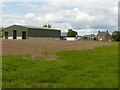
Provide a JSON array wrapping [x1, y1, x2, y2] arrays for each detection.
[[82, 34, 96, 40], [96, 30, 111, 41], [3, 25, 61, 40], [77, 36, 82, 40], [89, 34, 96, 39], [60, 32, 67, 40], [82, 35, 90, 40]]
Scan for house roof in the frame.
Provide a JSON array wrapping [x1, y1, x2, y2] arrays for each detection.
[[97, 31, 110, 36]]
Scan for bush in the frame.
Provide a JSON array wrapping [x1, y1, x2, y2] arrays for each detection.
[[112, 31, 120, 41], [67, 29, 77, 37]]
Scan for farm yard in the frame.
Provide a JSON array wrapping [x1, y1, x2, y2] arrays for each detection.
[[2, 40, 118, 88], [2, 40, 112, 55]]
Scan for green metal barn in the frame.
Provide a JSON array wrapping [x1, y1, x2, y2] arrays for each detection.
[[3, 25, 61, 40]]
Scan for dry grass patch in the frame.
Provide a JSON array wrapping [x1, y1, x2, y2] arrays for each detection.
[[23, 52, 58, 61]]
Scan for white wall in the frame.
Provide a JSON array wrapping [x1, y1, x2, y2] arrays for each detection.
[[8, 37, 13, 39], [2, 37, 5, 39], [2, 36, 12, 39], [66, 37, 77, 41], [17, 37, 22, 39], [3, 36, 60, 40], [3, 36, 22, 39]]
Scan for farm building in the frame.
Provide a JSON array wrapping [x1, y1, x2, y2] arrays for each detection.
[[61, 32, 67, 40], [82, 34, 96, 40], [3, 25, 61, 40], [96, 30, 111, 41]]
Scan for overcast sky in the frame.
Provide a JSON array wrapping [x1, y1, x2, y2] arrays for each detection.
[[1, 0, 119, 35]]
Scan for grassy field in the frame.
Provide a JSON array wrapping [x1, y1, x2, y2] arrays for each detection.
[[2, 43, 118, 88]]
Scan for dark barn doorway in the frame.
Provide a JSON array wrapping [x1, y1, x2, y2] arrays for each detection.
[[22, 31, 26, 39], [13, 30, 17, 39], [5, 32, 8, 39]]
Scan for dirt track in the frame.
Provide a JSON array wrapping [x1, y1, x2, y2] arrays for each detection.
[[2, 40, 112, 56]]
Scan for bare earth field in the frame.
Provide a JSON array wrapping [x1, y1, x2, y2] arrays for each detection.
[[2, 39, 112, 56]]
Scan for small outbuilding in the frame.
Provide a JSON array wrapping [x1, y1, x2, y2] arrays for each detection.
[[3, 25, 61, 40], [96, 30, 111, 41]]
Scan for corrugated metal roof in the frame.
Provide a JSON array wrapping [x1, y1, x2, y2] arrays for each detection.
[[22, 25, 42, 29]]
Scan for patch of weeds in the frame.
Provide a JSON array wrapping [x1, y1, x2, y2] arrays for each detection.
[[22, 52, 58, 61]]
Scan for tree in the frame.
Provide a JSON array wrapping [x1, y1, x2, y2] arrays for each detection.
[[67, 29, 77, 37], [43, 24, 48, 28], [48, 24, 51, 28], [43, 24, 51, 28], [112, 31, 120, 41]]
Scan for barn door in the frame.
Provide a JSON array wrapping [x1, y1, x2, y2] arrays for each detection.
[[22, 31, 26, 39], [5, 32, 8, 39], [13, 30, 17, 39]]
